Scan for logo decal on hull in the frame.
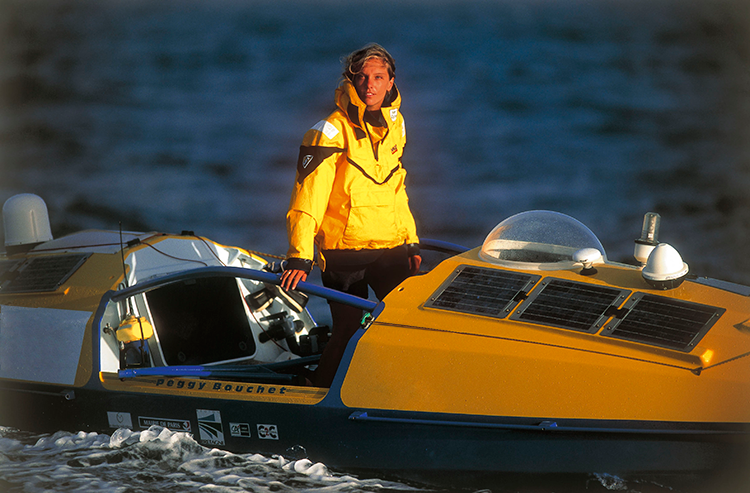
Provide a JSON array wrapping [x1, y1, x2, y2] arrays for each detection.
[[138, 416, 191, 432], [197, 409, 225, 446], [257, 424, 279, 440], [230, 422, 252, 438], [107, 411, 133, 429]]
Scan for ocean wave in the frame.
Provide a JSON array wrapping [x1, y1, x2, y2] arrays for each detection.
[[0, 426, 426, 492]]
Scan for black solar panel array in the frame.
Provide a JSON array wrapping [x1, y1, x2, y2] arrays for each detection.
[[601, 293, 724, 351], [0, 254, 90, 294], [425, 265, 725, 352], [510, 279, 630, 333], [426, 265, 540, 319]]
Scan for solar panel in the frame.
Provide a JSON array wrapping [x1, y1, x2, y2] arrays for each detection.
[[601, 293, 724, 351], [0, 259, 23, 281], [510, 278, 630, 333], [0, 254, 90, 294], [425, 265, 541, 319]]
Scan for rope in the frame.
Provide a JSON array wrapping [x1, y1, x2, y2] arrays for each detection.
[[245, 249, 286, 260], [374, 321, 702, 374]]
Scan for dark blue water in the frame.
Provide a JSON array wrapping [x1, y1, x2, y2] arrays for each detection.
[[2, 0, 749, 284], [1, 0, 749, 491]]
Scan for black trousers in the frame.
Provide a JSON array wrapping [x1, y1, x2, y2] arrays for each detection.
[[320, 245, 411, 299], [314, 245, 411, 387]]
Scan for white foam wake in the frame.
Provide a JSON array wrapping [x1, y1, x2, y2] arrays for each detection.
[[0, 426, 424, 492]]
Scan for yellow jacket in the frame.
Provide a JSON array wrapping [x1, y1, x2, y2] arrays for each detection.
[[286, 81, 419, 270]]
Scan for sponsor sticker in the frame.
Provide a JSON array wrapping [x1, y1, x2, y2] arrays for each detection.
[[138, 416, 191, 432], [197, 409, 225, 446], [107, 411, 133, 429], [257, 424, 279, 440], [230, 422, 252, 438]]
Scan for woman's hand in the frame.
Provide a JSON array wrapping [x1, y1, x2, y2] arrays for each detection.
[[408, 254, 422, 275], [280, 268, 308, 291]]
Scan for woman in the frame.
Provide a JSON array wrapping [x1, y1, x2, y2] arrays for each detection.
[[280, 43, 421, 387]]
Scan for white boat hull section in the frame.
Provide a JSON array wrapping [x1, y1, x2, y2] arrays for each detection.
[[0, 305, 91, 385]]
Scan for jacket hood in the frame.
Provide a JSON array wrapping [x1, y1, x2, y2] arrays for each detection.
[[335, 80, 401, 130]]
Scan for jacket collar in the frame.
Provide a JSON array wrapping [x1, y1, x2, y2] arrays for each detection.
[[335, 80, 401, 132]]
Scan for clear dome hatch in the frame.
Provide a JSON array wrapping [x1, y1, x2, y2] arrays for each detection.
[[480, 211, 606, 270]]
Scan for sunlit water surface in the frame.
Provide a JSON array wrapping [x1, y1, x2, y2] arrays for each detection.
[[1, 0, 749, 491]]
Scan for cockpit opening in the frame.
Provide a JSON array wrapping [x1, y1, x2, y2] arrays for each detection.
[[100, 271, 330, 385]]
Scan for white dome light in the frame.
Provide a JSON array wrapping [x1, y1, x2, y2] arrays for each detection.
[[3, 193, 53, 252], [642, 243, 689, 289], [573, 247, 602, 275]]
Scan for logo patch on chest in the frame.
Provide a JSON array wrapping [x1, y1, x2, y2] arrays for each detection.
[[391, 145, 398, 154]]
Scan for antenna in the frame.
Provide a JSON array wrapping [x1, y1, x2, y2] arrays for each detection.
[[118, 222, 150, 367], [119, 222, 129, 288], [119, 222, 134, 315]]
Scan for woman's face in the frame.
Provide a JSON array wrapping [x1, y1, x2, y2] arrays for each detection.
[[353, 59, 394, 111]]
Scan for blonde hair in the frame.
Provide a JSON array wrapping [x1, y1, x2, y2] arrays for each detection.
[[342, 43, 396, 82]]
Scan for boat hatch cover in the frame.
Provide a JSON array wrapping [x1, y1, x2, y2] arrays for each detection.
[[601, 293, 725, 352], [0, 254, 91, 294], [510, 278, 630, 334], [425, 265, 541, 318]]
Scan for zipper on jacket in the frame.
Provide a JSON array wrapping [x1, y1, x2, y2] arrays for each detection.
[[363, 110, 388, 162]]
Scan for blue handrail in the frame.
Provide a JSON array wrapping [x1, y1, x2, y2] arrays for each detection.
[[118, 354, 320, 380], [419, 238, 470, 255], [107, 239, 468, 312], [348, 411, 748, 435], [108, 265, 378, 312], [119, 365, 295, 383]]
